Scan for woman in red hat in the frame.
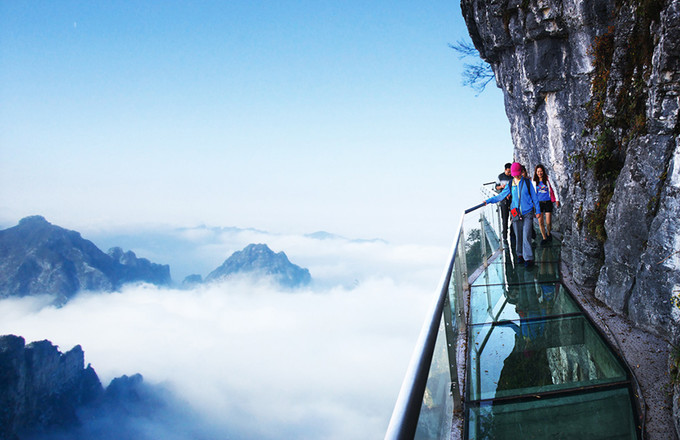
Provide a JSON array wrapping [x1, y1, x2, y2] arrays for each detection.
[[484, 162, 541, 267]]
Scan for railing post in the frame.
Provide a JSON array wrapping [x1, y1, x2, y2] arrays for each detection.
[[443, 295, 462, 413], [480, 210, 488, 268]]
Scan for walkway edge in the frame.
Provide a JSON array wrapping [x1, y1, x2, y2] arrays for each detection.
[[560, 263, 676, 440]]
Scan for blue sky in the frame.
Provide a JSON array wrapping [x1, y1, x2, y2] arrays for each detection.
[[0, 2, 516, 438], [0, 0, 511, 244]]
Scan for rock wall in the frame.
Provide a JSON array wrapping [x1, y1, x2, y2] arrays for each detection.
[[460, 0, 679, 433], [460, 0, 679, 335], [0, 335, 103, 439]]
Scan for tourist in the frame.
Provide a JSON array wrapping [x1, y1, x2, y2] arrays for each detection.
[[521, 164, 537, 241], [495, 163, 513, 241], [484, 162, 541, 267], [533, 164, 560, 244]]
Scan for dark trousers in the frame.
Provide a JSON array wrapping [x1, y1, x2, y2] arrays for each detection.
[[500, 199, 511, 239]]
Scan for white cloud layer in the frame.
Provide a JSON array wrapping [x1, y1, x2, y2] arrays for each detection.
[[0, 238, 448, 439], [86, 224, 449, 288]]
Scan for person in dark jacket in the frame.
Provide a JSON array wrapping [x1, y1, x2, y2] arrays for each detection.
[[485, 162, 541, 267], [495, 163, 513, 241]]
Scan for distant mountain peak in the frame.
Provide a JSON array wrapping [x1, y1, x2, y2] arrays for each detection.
[[304, 230, 387, 244], [305, 231, 343, 240], [18, 215, 49, 226], [0, 216, 171, 303], [205, 243, 311, 288], [243, 243, 272, 253]]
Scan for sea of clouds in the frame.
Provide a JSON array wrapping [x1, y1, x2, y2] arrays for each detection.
[[0, 227, 452, 440]]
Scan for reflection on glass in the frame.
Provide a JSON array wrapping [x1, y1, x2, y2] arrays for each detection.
[[465, 226, 484, 276], [468, 387, 637, 440], [468, 315, 628, 401], [472, 248, 560, 287], [463, 203, 504, 277], [470, 282, 579, 325]]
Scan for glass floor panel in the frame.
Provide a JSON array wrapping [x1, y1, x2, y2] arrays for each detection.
[[504, 235, 562, 248], [472, 259, 560, 287], [487, 257, 561, 265], [470, 282, 579, 325], [488, 245, 561, 265], [467, 386, 637, 440], [500, 240, 562, 258], [464, 227, 638, 438], [468, 314, 628, 402]]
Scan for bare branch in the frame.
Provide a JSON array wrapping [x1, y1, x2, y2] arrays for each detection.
[[448, 40, 479, 59], [449, 40, 495, 94]]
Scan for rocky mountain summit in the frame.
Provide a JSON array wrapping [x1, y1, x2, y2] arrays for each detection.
[[0, 335, 166, 440], [0, 335, 100, 439], [461, 0, 679, 435], [205, 243, 311, 288], [0, 216, 171, 304]]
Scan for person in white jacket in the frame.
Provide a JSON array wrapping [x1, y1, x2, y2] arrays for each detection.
[[532, 164, 560, 244]]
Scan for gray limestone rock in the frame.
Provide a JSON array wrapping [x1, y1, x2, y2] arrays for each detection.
[[460, 0, 679, 330], [596, 135, 675, 315]]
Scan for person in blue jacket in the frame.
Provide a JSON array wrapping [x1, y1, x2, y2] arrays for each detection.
[[484, 162, 541, 267]]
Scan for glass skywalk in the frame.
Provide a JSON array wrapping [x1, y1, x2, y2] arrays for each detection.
[[386, 186, 641, 440], [467, 239, 638, 439]]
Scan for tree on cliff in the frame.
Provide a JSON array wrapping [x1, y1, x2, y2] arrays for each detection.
[[449, 40, 494, 94]]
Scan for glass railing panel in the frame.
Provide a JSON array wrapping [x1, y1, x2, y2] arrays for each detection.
[[467, 387, 637, 440], [414, 315, 454, 440], [448, 234, 466, 334], [462, 201, 503, 276], [463, 213, 485, 276], [468, 314, 628, 402], [479, 204, 500, 261], [469, 282, 579, 325]]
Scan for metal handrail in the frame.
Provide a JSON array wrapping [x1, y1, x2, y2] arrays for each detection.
[[384, 206, 477, 439], [465, 202, 485, 214]]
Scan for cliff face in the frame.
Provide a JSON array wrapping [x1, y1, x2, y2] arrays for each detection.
[[461, 0, 680, 433], [0, 335, 175, 440], [0, 335, 103, 439], [460, 0, 679, 338]]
